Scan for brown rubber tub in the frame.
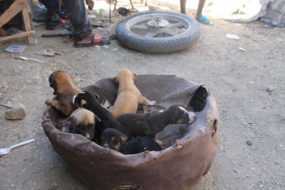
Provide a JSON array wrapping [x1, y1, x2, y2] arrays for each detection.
[[42, 75, 219, 190]]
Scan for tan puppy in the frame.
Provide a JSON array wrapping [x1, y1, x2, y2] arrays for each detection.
[[111, 69, 155, 118], [46, 70, 81, 116]]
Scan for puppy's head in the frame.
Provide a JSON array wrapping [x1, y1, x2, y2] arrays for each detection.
[[48, 70, 78, 95], [167, 105, 196, 124], [114, 69, 136, 83], [73, 91, 99, 109], [68, 108, 95, 140], [101, 128, 128, 151]]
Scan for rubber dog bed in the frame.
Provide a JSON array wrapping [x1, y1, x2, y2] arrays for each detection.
[[42, 75, 219, 190]]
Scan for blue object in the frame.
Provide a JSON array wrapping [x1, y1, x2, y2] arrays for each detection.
[[197, 15, 212, 25]]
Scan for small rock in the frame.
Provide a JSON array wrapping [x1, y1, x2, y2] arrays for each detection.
[[5, 104, 26, 120], [246, 140, 253, 146], [233, 168, 239, 174], [265, 87, 274, 95], [226, 33, 240, 40], [238, 47, 247, 52]]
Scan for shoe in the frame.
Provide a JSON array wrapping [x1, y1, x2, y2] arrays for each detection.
[[197, 15, 212, 25]]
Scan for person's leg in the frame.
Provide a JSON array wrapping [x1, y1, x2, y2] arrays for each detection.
[[39, 0, 60, 29], [196, 0, 211, 25], [196, 0, 206, 18], [63, 0, 92, 40], [180, 0, 187, 14]]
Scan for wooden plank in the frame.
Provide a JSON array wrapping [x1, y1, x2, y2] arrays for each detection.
[[22, 4, 33, 43], [0, 31, 34, 43], [0, 0, 24, 28]]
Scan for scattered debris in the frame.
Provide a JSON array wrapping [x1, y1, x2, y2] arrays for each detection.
[[239, 47, 247, 52], [0, 103, 12, 109], [41, 49, 62, 57], [0, 139, 35, 157], [233, 168, 239, 174], [226, 33, 240, 40], [5, 44, 26, 54], [265, 87, 274, 95], [5, 103, 26, 120], [246, 140, 253, 146], [14, 56, 44, 63]]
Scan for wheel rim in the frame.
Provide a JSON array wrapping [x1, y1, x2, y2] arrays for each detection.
[[126, 13, 191, 38]]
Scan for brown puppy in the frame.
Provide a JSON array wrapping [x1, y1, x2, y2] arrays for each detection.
[[46, 70, 81, 116], [111, 69, 155, 118], [48, 70, 81, 95]]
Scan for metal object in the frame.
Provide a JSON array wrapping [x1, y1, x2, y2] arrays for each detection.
[[130, 15, 189, 38], [0, 139, 35, 157]]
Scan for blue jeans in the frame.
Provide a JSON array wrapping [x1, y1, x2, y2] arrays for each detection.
[[40, 0, 92, 39]]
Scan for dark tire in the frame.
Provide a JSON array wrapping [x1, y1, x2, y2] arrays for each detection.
[[115, 11, 200, 53]]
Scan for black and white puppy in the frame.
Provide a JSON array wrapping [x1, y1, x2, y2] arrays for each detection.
[[101, 128, 161, 154], [116, 105, 196, 137], [74, 92, 196, 138], [60, 108, 96, 140], [73, 91, 123, 142]]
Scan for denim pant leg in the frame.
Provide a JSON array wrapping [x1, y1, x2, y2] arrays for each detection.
[[39, 0, 59, 19], [63, 0, 92, 40]]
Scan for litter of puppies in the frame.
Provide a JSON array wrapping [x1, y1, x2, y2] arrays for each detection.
[[46, 69, 209, 155]]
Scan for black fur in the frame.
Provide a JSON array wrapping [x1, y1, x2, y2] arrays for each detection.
[[101, 128, 128, 150], [48, 72, 57, 95], [74, 92, 194, 140], [116, 105, 193, 137], [188, 86, 209, 112], [101, 128, 161, 154], [73, 92, 123, 142], [120, 136, 161, 154]]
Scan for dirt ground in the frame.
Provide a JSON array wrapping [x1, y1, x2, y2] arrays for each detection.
[[0, 19, 285, 190]]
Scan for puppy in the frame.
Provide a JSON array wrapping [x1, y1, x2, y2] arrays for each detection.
[[111, 69, 155, 118], [48, 70, 81, 95], [116, 105, 196, 138], [120, 136, 161, 154], [46, 70, 81, 116], [45, 95, 76, 117], [155, 124, 189, 149], [59, 108, 96, 140], [101, 128, 128, 150], [73, 91, 124, 142], [188, 85, 209, 112], [101, 128, 161, 154], [74, 92, 195, 138]]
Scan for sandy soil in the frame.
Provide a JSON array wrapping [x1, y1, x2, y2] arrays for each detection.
[[0, 18, 284, 190]]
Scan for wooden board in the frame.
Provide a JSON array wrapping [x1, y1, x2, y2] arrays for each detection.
[[0, 0, 33, 43]]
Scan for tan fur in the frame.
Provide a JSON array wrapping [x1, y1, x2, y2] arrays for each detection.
[[45, 96, 75, 116], [70, 108, 95, 126], [52, 70, 81, 95], [46, 71, 81, 116], [111, 69, 155, 118]]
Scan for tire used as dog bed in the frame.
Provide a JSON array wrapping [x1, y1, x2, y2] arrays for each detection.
[[115, 11, 200, 53], [42, 75, 219, 190]]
